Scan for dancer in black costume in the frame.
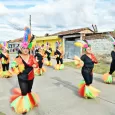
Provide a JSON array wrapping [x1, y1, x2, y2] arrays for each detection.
[[10, 27, 40, 115], [44, 43, 52, 66], [0, 45, 11, 78], [54, 46, 64, 70], [103, 43, 115, 83], [74, 43, 100, 98], [34, 48, 46, 76]]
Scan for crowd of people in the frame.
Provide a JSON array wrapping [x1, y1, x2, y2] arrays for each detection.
[[0, 27, 114, 115]]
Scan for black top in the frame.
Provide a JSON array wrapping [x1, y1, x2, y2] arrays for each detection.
[[111, 51, 115, 67], [54, 50, 61, 58], [81, 54, 94, 69], [35, 52, 43, 61], [35, 49, 39, 55], [45, 48, 52, 57], [111, 51, 115, 61], [0, 53, 8, 60], [17, 56, 33, 81]]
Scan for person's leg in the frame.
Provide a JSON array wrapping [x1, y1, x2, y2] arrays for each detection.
[[41, 62, 43, 68], [109, 63, 115, 75], [39, 61, 43, 75], [60, 58, 63, 64], [6, 63, 9, 70], [18, 78, 28, 96], [27, 79, 37, 107], [47, 56, 51, 65], [82, 68, 91, 85], [39, 61, 42, 69], [28, 79, 34, 93], [2, 64, 5, 71], [4, 64, 7, 71], [56, 58, 59, 64], [18, 78, 31, 114], [47, 56, 51, 61], [89, 69, 93, 84], [38, 61, 41, 69]]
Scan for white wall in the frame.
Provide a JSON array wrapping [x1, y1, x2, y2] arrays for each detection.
[[88, 39, 113, 54]]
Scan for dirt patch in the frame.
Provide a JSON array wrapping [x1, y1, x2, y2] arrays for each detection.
[[95, 54, 111, 64]]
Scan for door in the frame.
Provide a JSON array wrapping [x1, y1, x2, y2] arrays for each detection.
[[65, 40, 81, 59]]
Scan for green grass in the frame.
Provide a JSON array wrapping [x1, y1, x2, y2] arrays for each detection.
[[64, 61, 115, 77], [10, 53, 17, 54], [0, 112, 6, 115]]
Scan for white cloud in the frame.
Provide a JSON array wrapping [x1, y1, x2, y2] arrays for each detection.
[[0, 26, 23, 41], [26, 0, 98, 30], [0, 0, 43, 6], [0, 0, 115, 41], [0, 3, 9, 16]]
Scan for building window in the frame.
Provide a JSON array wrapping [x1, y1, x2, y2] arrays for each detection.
[[8, 44, 11, 48], [13, 44, 15, 48], [10, 44, 12, 48]]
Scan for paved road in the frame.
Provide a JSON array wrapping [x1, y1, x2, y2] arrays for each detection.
[[0, 55, 115, 115]]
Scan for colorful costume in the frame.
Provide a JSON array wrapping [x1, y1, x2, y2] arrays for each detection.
[[103, 50, 115, 83], [34, 49, 46, 76], [10, 55, 39, 114], [0, 42, 11, 78], [44, 47, 52, 66], [74, 43, 100, 99], [54, 48, 64, 70], [10, 27, 39, 114]]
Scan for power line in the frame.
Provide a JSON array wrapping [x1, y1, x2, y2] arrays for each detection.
[[7, 21, 24, 31]]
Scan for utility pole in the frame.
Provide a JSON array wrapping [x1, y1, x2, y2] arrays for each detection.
[[29, 15, 31, 34], [29, 15, 33, 54]]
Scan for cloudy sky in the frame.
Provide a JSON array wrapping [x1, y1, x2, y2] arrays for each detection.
[[0, 0, 115, 41]]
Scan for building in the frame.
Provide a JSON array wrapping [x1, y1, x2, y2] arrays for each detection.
[[7, 38, 23, 53], [35, 35, 62, 55], [7, 35, 35, 53], [52, 28, 115, 58], [35, 27, 94, 59], [84, 32, 115, 55], [8, 27, 115, 58], [7, 27, 94, 56], [52, 27, 94, 59]]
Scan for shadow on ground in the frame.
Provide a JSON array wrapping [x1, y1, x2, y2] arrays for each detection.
[[51, 77, 81, 98], [94, 77, 104, 84], [45, 65, 54, 69]]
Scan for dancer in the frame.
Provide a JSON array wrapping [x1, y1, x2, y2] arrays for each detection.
[[0, 42, 11, 78], [41, 44, 45, 54], [54, 45, 64, 70], [10, 27, 39, 114], [102, 42, 115, 83], [44, 43, 52, 66], [34, 47, 46, 76], [74, 43, 100, 99], [35, 46, 39, 55]]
